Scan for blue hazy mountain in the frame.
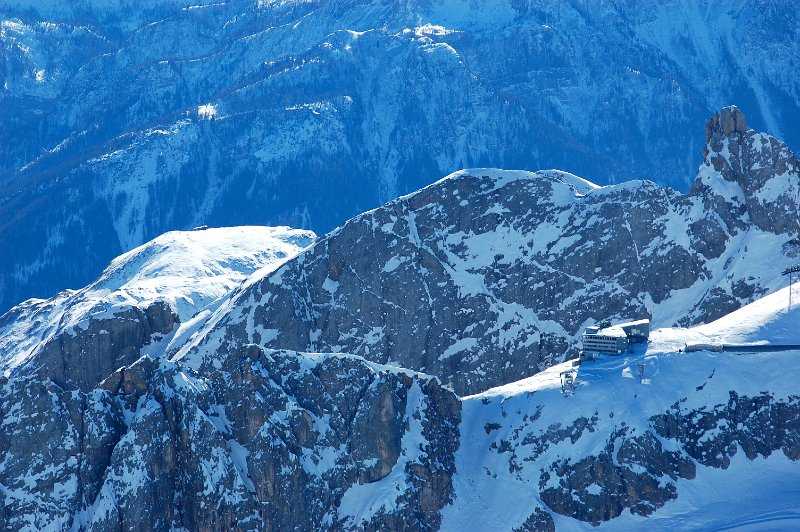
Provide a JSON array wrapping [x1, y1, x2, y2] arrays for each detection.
[[1, 0, 799, 312]]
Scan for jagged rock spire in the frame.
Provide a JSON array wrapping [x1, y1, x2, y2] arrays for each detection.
[[703, 105, 748, 157], [691, 106, 800, 236]]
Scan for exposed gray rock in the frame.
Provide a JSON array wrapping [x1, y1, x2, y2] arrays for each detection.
[[28, 301, 176, 391], [512, 508, 555, 532], [183, 110, 800, 395], [0, 375, 126, 529], [540, 427, 696, 525], [693, 105, 800, 236], [0, 345, 461, 530], [0, 223, 460, 530], [652, 392, 800, 467]]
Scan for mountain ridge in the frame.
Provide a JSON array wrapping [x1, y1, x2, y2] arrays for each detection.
[[4, 107, 798, 396], [1, 102, 800, 529], [2, 189, 800, 529], [163, 106, 799, 395]]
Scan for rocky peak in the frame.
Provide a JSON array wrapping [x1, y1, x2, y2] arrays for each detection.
[[699, 105, 753, 185], [691, 106, 800, 236], [703, 105, 749, 154]]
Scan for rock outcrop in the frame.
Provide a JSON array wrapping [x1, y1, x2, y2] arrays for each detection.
[[31, 300, 176, 391], [693, 105, 800, 236]]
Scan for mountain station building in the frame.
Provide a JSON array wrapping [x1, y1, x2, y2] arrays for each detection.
[[580, 319, 650, 359]]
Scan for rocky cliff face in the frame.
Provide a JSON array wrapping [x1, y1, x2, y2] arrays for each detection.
[[0, 224, 462, 530], [179, 108, 800, 395], [2, 0, 800, 313], [31, 300, 176, 391], [0, 348, 461, 531]]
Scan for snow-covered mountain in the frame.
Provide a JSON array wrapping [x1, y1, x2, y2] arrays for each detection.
[[2, 0, 800, 313], [0, 224, 459, 531], [0, 225, 315, 390], [175, 106, 800, 395], [443, 284, 800, 530], [1, 106, 799, 529], [2, 172, 800, 529]]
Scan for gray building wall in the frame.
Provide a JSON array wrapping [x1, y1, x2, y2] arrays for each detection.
[[581, 334, 628, 355]]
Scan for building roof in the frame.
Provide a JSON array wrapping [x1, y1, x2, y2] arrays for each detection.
[[616, 319, 650, 328], [592, 326, 627, 338]]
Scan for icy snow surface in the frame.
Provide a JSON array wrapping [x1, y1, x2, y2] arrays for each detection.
[[442, 283, 800, 530], [650, 284, 800, 353]]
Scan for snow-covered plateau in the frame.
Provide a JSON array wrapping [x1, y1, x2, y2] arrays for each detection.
[[1, 105, 800, 529]]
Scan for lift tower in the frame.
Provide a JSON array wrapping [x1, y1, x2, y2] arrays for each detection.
[[783, 265, 800, 311]]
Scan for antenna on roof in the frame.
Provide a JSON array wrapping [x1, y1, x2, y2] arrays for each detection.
[[783, 265, 800, 311]]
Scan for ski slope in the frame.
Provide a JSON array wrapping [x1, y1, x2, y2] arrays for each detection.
[[442, 284, 800, 529], [648, 284, 800, 353]]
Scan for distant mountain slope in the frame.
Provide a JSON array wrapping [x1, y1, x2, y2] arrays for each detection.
[[2, 0, 799, 312], [177, 107, 800, 395]]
